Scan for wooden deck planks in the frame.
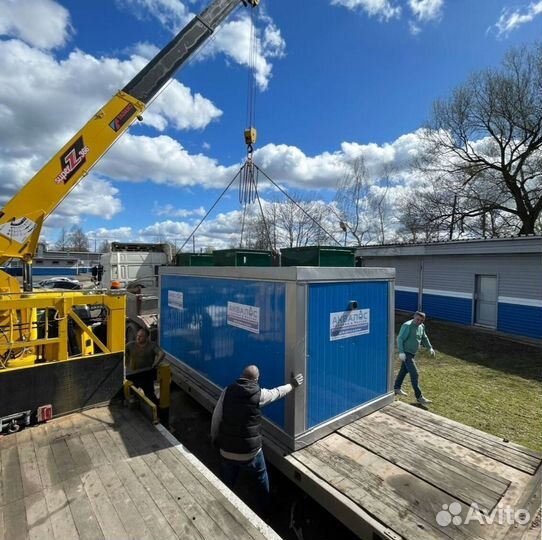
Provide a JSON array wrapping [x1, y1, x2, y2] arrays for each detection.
[[63, 474, 105, 540], [340, 412, 510, 512], [25, 490, 55, 540], [160, 447, 267, 540], [289, 401, 541, 540], [0, 405, 281, 540], [292, 434, 485, 540], [384, 402, 541, 474]]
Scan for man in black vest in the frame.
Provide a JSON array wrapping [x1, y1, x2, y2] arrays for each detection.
[[210, 365, 304, 496]]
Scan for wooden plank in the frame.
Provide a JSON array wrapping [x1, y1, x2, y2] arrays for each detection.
[[63, 474, 105, 540], [119, 410, 169, 453], [81, 468, 128, 540], [388, 402, 542, 468], [392, 402, 542, 460], [29, 422, 49, 449], [127, 455, 205, 540], [50, 439, 77, 482], [34, 443, 61, 489], [504, 466, 542, 540], [44, 484, 79, 540], [115, 461, 178, 540], [95, 463, 154, 540], [159, 447, 266, 540], [17, 440, 43, 497], [25, 491, 54, 540], [384, 404, 539, 474], [65, 435, 94, 474], [294, 433, 487, 540], [2, 498, 27, 540], [79, 432, 109, 468], [93, 429, 125, 464], [114, 407, 162, 455], [0, 432, 19, 450], [356, 411, 511, 493], [142, 451, 226, 539], [1, 445, 24, 504], [340, 417, 508, 511]]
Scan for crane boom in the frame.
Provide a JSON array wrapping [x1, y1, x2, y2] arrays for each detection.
[[0, 0, 258, 271]]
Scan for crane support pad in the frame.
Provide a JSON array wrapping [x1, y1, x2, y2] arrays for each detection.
[[0, 353, 124, 421]]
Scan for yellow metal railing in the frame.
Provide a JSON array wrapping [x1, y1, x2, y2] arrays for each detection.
[[0, 290, 125, 369]]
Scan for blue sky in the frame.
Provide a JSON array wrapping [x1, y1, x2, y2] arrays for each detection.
[[0, 0, 540, 251]]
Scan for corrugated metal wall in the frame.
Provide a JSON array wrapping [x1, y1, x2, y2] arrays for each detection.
[[306, 281, 389, 428], [160, 275, 287, 428], [362, 252, 542, 339]]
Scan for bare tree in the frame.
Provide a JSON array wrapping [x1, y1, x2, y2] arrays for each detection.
[[335, 157, 372, 245], [412, 41, 542, 236], [66, 226, 89, 252], [55, 227, 69, 251], [98, 240, 110, 253], [335, 157, 394, 245], [241, 194, 334, 249]]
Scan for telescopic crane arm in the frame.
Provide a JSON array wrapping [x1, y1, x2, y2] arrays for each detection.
[[0, 0, 259, 285]]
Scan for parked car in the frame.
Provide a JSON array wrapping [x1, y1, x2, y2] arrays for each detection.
[[35, 277, 82, 290]]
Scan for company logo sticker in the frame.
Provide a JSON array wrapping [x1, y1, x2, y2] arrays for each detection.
[[227, 301, 260, 334], [55, 136, 89, 184], [168, 290, 184, 310], [330, 308, 370, 341], [110, 103, 137, 132]]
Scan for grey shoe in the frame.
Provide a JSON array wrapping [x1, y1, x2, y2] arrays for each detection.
[[417, 396, 432, 405], [394, 388, 407, 396]]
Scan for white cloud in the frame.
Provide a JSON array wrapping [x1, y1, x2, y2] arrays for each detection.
[[330, 0, 401, 21], [408, 0, 443, 22], [117, 0, 192, 33], [87, 226, 134, 241], [0, 0, 72, 50], [199, 15, 285, 91], [494, 1, 542, 37], [117, 1, 285, 91], [40, 177, 123, 242], [97, 133, 238, 187], [153, 203, 206, 218], [0, 40, 222, 158], [54, 177, 123, 221]]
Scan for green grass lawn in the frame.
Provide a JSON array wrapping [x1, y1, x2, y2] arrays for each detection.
[[392, 313, 542, 451]]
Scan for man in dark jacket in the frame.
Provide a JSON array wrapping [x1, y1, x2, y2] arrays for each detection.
[[210, 365, 304, 495]]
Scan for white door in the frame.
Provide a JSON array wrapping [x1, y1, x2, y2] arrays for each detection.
[[475, 275, 497, 328]]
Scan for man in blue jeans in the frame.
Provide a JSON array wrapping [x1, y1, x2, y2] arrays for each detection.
[[210, 365, 304, 496], [394, 311, 436, 405]]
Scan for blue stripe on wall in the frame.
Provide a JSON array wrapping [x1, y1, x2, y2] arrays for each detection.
[[498, 303, 542, 339], [3, 267, 84, 277], [396, 290, 418, 312], [422, 294, 472, 325]]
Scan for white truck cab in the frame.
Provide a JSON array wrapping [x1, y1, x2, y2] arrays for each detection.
[[100, 243, 171, 289]]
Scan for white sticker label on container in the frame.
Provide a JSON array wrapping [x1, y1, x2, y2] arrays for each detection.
[[227, 301, 260, 334], [330, 308, 370, 341], [168, 290, 184, 310]]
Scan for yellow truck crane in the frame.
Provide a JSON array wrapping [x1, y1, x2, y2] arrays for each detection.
[[0, 0, 259, 433]]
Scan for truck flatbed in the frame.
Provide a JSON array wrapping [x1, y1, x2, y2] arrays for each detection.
[[275, 401, 541, 540], [0, 405, 281, 540]]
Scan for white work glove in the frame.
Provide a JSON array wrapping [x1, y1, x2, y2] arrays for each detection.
[[429, 348, 436, 358], [398, 353, 406, 361], [291, 373, 304, 388]]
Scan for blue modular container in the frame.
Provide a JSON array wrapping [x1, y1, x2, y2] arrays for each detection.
[[159, 266, 395, 452]]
